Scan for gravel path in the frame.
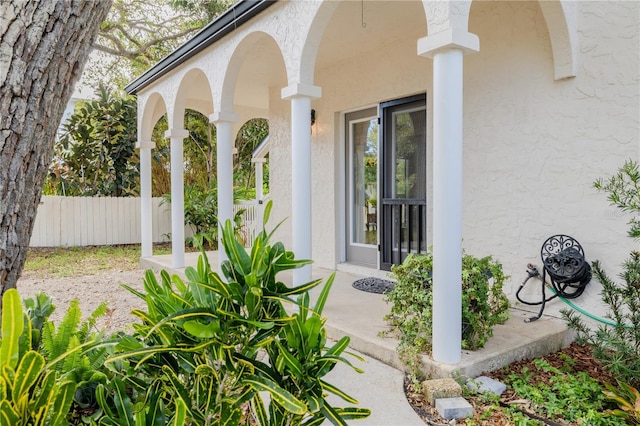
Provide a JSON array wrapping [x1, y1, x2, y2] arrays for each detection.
[[17, 268, 150, 335]]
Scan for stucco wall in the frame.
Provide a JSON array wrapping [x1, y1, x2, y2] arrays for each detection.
[[461, 1, 638, 318], [309, 0, 637, 319]]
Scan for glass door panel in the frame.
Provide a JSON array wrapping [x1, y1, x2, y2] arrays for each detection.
[[345, 107, 378, 266]]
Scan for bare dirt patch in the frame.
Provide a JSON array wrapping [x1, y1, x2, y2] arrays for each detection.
[[17, 268, 149, 335]]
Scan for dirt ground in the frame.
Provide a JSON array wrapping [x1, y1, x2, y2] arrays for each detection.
[[17, 268, 150, 335]]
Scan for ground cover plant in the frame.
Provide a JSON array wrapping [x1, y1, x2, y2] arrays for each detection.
[[23, 244, 171, 278], [405, 343, 632, 425]]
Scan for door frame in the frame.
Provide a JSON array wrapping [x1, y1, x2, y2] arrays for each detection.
[[344, 107, 379, 267]]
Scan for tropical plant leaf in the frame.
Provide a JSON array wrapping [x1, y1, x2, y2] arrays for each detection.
[[0, 400, 19, 426], [172, 397, 187, 426], [319, 379, 358, 404], [320, 402, 348, 426], [12, 350, 45, 403], [223, 219, 252, 275], [244, 374, 307, 415], [112, 378, 135, 426], [313, 273, 335, 315], [0, 289, 24, 370], [279, 278, 324, 297], [274, 340, 304, 378], [49, 380, 76, 426], [251, 393, 269, 426], [147, 390, 166, 426], [333, 407, 371, 420]]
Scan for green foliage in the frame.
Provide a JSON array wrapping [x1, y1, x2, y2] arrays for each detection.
[[462, 386, 538, 426], [183, 183, 221, 249], [594, 159, 640, 239], [24, 245, 167, 279], [162, 182, 249, 249], [564, 159, 640, 387], [256, 279, 371, 426], [87, 0, 233, 89], [505, 359, 626, 425], [23, 292, 55, 349], [95, 376, 172, 426], [23, 293, 110, 417], [183, 109, 217, 187], [383, 251, 509, 381], [604, 380, 640, 424], [0, 289, 86, 426], [563, 253, 640, 386], [103, 201, 370, 425], [47, 84, 139, 197], [234, 118, 269, 191]]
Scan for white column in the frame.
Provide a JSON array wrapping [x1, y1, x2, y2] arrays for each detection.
[[165, 128, 189, 268], [253, 158, 266, 202], [419, 30, 479, 364], [282, 83, 321, 285], [136, 140, 155, 258], [210, 111, 238, 268]]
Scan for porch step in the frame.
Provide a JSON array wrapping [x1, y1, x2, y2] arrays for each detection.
[[319, 276, 574, 379]]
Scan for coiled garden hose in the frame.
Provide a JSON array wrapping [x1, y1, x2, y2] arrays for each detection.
[[516, 261, 591, 323], [518, 264, 634, 329]]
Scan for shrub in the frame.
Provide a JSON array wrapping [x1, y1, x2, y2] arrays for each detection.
[[0, 290, 107, 425], [563, 159, 640, 387], [102, 201, 370, 425], [383, 250, 509, 380], [162, 182, 248, 249]]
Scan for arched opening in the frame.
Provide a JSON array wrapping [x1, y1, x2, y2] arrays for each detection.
[[219, 31, 286, 247], [234, 118, 269, 196]]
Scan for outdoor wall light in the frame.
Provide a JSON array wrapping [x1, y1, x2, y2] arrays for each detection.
[[311, 109, 316, 127]]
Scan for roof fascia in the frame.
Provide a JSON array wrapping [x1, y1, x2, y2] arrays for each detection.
[[124, 0, 277, 95]]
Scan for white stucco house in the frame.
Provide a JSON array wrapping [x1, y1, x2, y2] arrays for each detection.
[[126, 0, 639, 364]]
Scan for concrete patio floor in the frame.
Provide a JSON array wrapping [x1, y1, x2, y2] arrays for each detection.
[[140, 250, 574, 380]]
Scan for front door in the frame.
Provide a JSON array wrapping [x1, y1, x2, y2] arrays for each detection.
[[380, 94, 427, 270], [345, 107, 379, 266]]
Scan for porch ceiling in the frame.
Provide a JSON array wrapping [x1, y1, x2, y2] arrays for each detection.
[[316, 1, 426, 72]]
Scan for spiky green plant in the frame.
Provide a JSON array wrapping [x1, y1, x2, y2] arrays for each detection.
[[0, 289, 85, 426], [594, 159, 640, 239], [564, 253, 640, 386], [564, 159, 640, 387], [103, 200, 370, 425]]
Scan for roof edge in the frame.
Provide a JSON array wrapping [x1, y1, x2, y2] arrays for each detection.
[[124, 0, 277, 95]]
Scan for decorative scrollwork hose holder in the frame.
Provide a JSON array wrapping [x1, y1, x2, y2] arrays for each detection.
[[517, 234, 592, 323]]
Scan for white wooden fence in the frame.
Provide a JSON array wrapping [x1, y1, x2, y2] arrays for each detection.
[[234, 201, 263, 248], [29, 196, 172, 247], [29, 196, 262, 248]]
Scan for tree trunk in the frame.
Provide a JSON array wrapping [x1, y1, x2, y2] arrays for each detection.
[[0, 0, 112, 307]]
